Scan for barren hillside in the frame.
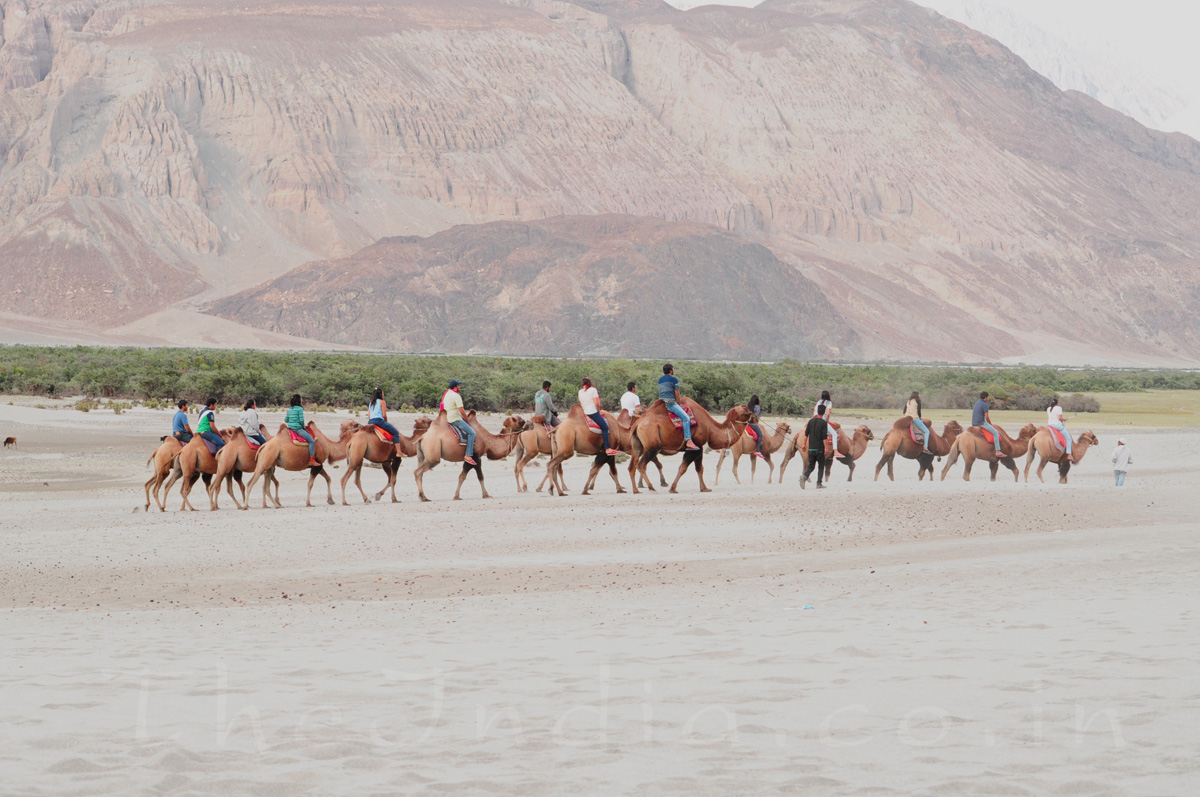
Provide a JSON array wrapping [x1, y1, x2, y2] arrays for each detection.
[[1, 0, 1198, 362]]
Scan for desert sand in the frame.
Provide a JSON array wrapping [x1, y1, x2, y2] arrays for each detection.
[[1, 400, 1196, 794]]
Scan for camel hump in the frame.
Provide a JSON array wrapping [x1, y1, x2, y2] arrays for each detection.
[[891, 416, 913, 431]]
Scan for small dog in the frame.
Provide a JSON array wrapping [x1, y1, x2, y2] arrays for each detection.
[[3, 437, 15, 448]]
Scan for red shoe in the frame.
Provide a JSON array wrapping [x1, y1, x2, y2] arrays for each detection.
[[605, 448, 618, 457], [464, 456, 477, 466], [685, 441, 700, 451], [307, 457, 321, 467], [754, 452, 765, 459]]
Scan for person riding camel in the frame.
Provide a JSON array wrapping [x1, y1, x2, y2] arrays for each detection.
[[239, 398, 266, 445], [1047, 397, 1075, 464], [535, 381, 560, 428], [442, 380, 477, 466], [196, 398, 226, 453], [905, 391, 931, 455], [172, 399, 193, 444], [748, 394, 766, 460], [579, 377, 618, 457], [620, 382, 641, 415], [287, 394, 320, 467], [972, 391, 1006, 458], [815, 391, 843, 458], [367, 387, 402, 442], [659, 364, 700, 451]]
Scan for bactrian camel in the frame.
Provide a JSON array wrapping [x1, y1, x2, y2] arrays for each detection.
[[714, 421, 792, 486], [241, 420, 353, 509], [413, 410, 527, 502], [144, 436, 183, 512], [340, 416, 432, 505], [1024, 428, 1099, 484], [544, 406, 641, 496], [628, 398, 752, 494], [875, 418, 963, 482], [208, 425, 281, 510], [940, 423, 1038, 482], [777, 423, 875, 484]]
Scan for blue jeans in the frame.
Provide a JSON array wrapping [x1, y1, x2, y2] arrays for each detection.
[[369, 418, 401, 441], [588, 412, 611, 451], [200, 430, 226, 452], [292, 427, 315, 458], [248, 433, 267, 445], [749, 422, 763, 452], [1114, 470, 1126, 486], [911, 418, 930, 448], [979, 421, 1001, 452], [450, 420, 476, 459], [664, 400, 692, 441], [1049, 420, 1072, 455]]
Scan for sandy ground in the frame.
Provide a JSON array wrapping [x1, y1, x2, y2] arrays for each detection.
[[1, 401, 1197, 795]]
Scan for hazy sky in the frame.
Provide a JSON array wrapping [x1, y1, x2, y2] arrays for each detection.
[[663, 0, 1199, 94]]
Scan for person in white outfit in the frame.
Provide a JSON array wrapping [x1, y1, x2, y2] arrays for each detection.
[[1046, 398, 1074, 463], [1111, 439, 1132, 486], [620, 382, 641, 415]]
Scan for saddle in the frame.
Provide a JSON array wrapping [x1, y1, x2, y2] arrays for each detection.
[[372, 425, 394, 443], [909, 424, 924, 445], [201, 436, 221, 456], [247, 438, 261, 452], [745, 425, 759, 442], [585, 415, 604, 434], [670, 406, 698, 430], [532, 413, 553, 432], [451, 424, 469, 446], [1047, 425, 1068, 451], [287, 429, 309, 446], [972, 426, 995, 445]]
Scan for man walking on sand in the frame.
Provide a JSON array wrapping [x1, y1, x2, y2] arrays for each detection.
[[800, 411, 828, 489], [1111, 439, 1132, 486]]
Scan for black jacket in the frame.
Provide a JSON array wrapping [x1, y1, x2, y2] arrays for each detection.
[[804, 416, 828, 451]]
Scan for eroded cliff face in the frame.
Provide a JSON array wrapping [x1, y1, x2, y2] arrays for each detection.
[[1, 0, 1198, 361]]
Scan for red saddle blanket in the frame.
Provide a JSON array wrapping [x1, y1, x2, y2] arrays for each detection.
[[247, 439, 261, 451], [1048, 425, 1068, 450], [977, 427, 995, 444], [585, 416, 604, 434], [670, 407, 698, 430], [372, 425, 394, 443], [745, 425, 759, 442], [909, 424, 924, 444], [287, 430, 309, 446]]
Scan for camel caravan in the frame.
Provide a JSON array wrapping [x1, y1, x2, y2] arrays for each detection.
[[143, 375, 1099, 511]]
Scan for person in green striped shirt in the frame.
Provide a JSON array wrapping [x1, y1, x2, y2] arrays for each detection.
[[287, 394, 320, 467], [197, 398, 226, 452]]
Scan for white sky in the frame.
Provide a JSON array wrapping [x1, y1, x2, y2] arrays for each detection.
[[663, 1, 1200, 99]]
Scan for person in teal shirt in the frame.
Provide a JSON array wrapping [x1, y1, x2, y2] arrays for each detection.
[[287, 394, 319, 466]]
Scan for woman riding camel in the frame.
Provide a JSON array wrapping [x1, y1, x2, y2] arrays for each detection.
[[905, 391, 930, 455], [442, 380, 477, 467], [1047, 397, 1075, 464], [815, 391, 842, 459], [579, 377, 618, 457], [368, 387, 402, 442], [239, 398, 266, 445], [659, 364, 700, 452], [197, 398, 226, 453], [748, 394, 765, 459], [287, 394, 320, 467]]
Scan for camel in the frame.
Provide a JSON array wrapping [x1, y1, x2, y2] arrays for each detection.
[[1024, 428, 1099, 484], [166, 428, 247, 512], [628, 398, 752, 494], [544, 406, 643, 496], [144, 436, 183, 511], [207, 426, 281, 510], [513, 415, 563, 494], [241, 420, 354, 509], [340, 416, 432, 505], [413, 410, 527, 502], [713, 421, 792, 486], [940, 423, 1038, 482], [874, 418, 963, 481], [779, 424, 875, 484]]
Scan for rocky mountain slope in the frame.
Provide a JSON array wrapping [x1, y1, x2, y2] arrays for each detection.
[[208, 215, 858, 359], [2, 0, 1198, 363]]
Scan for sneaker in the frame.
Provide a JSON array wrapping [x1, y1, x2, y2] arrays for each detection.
[[464, 456, 477, 466], [816, 483, 826, 489]]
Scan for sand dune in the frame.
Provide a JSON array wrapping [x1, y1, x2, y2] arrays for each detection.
[[0, 402, 1196, 793]]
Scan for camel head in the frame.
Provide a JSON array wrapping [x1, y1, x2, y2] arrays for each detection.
[[726, 404, 753, 424], [1079, 431, 1099, 447], [776, 421, 791, 435], [943, 420, 964, 436], [338, 419, 361, 441], [1017, 423, 1038, 440], [501, 415, 528, 434], [633, 405, 648, 418], [856, 424, 874, 441], [413, 415, 433, 432]]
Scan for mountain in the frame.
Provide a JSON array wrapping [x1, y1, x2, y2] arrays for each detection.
[[1, 0, 1199, 364], [208, 214, 858, 359]]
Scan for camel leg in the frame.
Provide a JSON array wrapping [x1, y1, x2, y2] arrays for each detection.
[[1023, 449, 1035, 483], [845, 459, 855, 482], [1035, 456, 1048, 483], [353, 464, 371, 504], [777, 444, 794, 481], [668, 458, 691, 493], [714, 449, 727, 487], [414, 460, 435, 502], [143, 473, 158, 512], [988, 460, 999, 482], [339, 463, 355, 505], [766, 454, 775, 484], [375, 460, 400, 503], [874, 451, 894, 482], [745, 452, 753, 485], [607, 455, 625, 494], [693, 450, 710, 492], [655, 458, 668, 488], [453, 462, 470, 500], [1002, 458, 1019, 482], [1058, 460, 1071, 485]]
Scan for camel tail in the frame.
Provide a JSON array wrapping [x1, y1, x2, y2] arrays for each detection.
[[146, 454, 154, 469]]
